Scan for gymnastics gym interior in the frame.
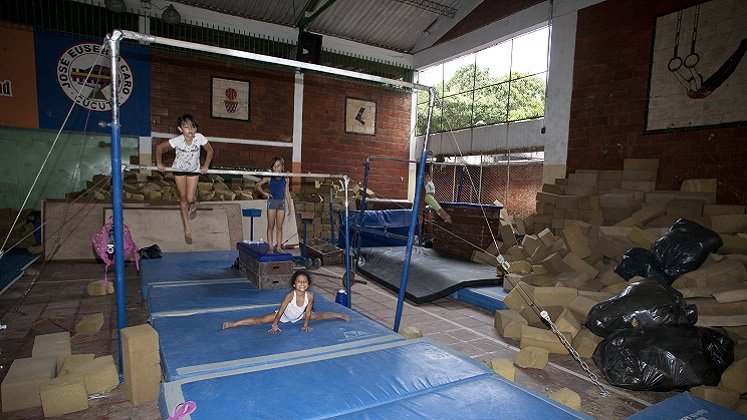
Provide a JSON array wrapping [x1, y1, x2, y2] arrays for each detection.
[[2, 0, 747, 419]]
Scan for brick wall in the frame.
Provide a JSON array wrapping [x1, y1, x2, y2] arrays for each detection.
[[569, 0, 747, 205], [301, 75, 411, 197], [150, 53, 411, 197]]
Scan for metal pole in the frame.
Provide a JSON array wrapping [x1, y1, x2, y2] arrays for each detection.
[[107, 30, 126, 376], [393, 87, 436, 332], [343, 176, 352, 307], [354, 161, 371, 264]]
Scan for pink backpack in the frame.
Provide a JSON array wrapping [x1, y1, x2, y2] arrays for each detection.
[[91, 216, 140, 288]]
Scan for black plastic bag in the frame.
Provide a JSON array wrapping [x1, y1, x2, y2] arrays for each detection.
[[586, 278, 697, 337], [651, 218, 723, 282], [593, 325, 734, 391], [613, 247, 669, 284], [138, 244, 162, 259]]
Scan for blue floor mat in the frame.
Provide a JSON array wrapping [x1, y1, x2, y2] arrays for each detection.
[[627, 391, 746, 419], [160, 339, 589, 420], [358, 246, 501, 303], [453, 286, 508, 312], [147, 281, 289, 318], [139, 250, 243, 298], [0, 249, 39, 295], [152, 294, 402, 381]]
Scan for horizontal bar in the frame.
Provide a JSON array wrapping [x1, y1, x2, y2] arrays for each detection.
[[125, 164, 347, 180], [366, 155, 419, 164], [115, 30, 430, 92]]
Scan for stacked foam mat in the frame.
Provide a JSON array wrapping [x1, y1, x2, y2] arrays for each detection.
[[142, 251, 592, 419]]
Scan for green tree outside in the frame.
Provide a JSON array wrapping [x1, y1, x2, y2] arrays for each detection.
[[417, 64, 546, 135]]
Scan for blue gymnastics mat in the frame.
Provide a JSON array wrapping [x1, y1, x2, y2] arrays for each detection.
[[139, 250, 243, 299], [160, 338, 590, 420], [627, 392, 746, 419], [358, 246, 501, 304], [452, 286, 508, 313], [147, 281, 289, 319], [152, 295, 402, 381]]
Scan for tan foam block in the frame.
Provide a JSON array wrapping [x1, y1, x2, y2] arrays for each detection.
[[689, 386, 740, 409], [572, 327, 603, 358], [499, 224, 517, 246], [471, 250, 501, 267], [674, 260, 747, 289], [564, 184, 596, 197], [627, 227, 658, 248], [601, 282, 629, 295], [713, 288, 747, 303], [720, 234, 747, 254], [541, 253, 571, 275], [555, 195, 578, 209], [507, 259, 532, 274], [561, 223, 591, 259], [40, 375, 88, 417], [577, 196, 600, 210], [718, 357, 747, 393], [487, 358, 515, 381], [547, 387, 582, 411], [503, 283, 534, 312], [528, 274, 556, 287], [503, 273, 532, 292], [645, 190, 677, 204], [58, 354, 95, 376], [533, 286, 578, 307], [122, 324, 160, 366], [599, 193, 636, 209], [125, 365, 161, 405], [621, 180, 656, 192], [74, 313, 104, 334], [567, 295, 598, 322], [555, 308, 581, 338], [32, 332, 71, 372], [598, 269, 626, 287], [537, 228, 556, 247], [399, 326, 423, 339], [681, 178, 717, 193], [494, 310, 528, 340], [542, 183, 564, 195], [553, 271, 590, 288], [710, 215, 747, 234], [514, 346, 549, 369], [520, 325, 569, 354], [87, 280, 114, 296], [537, 191, 559, 204], [562, 253, 599, 280], [703, 204, 746, 216], [1, 356, 57, 412], [735, 343, 747, 361], [622, 169, 657, 182], [665, 198, 705, 217], [68, 355, 120, 394], [568, 172, 598, 187], [520, 305, 563, 328], [506, 245, 529, 260]]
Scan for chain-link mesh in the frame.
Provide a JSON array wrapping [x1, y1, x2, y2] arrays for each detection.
[[432, 155, 543, 218]]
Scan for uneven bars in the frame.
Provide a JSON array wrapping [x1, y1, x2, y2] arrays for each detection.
[[125, 164, 348, 180], [116, 30, 430, 92]]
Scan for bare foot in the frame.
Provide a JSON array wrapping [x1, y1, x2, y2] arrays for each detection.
[[338, 314, 350, 321], [222, 321, 234, 329], [185, 232, 193, 244]]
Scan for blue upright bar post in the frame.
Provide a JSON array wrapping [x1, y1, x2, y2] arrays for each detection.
[[107, 31, 126, 375], [393, 88, 436, 332], [354, 161, 371, 263]]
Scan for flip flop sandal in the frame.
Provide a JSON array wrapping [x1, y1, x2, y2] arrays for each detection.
[[168, 401, 197, 420]]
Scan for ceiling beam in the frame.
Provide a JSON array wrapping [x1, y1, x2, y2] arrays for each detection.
[[296, 0, 339, 31], [410, 0, 483, 53]]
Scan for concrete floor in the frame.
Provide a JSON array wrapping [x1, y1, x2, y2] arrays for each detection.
[[0, 258, 674, 419]]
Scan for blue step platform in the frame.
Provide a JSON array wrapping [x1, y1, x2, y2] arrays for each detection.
[[452, 286, 508, 313], [160, 338, 591, 420]]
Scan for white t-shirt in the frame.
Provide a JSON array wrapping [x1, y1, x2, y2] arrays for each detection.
[[425, 180, 436, 195], [169, 133, 208, 172]]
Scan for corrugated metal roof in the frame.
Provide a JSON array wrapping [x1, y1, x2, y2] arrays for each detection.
[[172, 0, 476, 53]]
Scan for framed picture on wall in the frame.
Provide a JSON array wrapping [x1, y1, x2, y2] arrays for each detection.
[[645, 0, 747, 132], [345, 97, 376, 135], [211, 76, 250, 121]]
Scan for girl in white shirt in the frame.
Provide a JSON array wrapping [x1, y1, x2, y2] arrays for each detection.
[[155, 114, 214, 243], [222, 271, 349, 333]]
